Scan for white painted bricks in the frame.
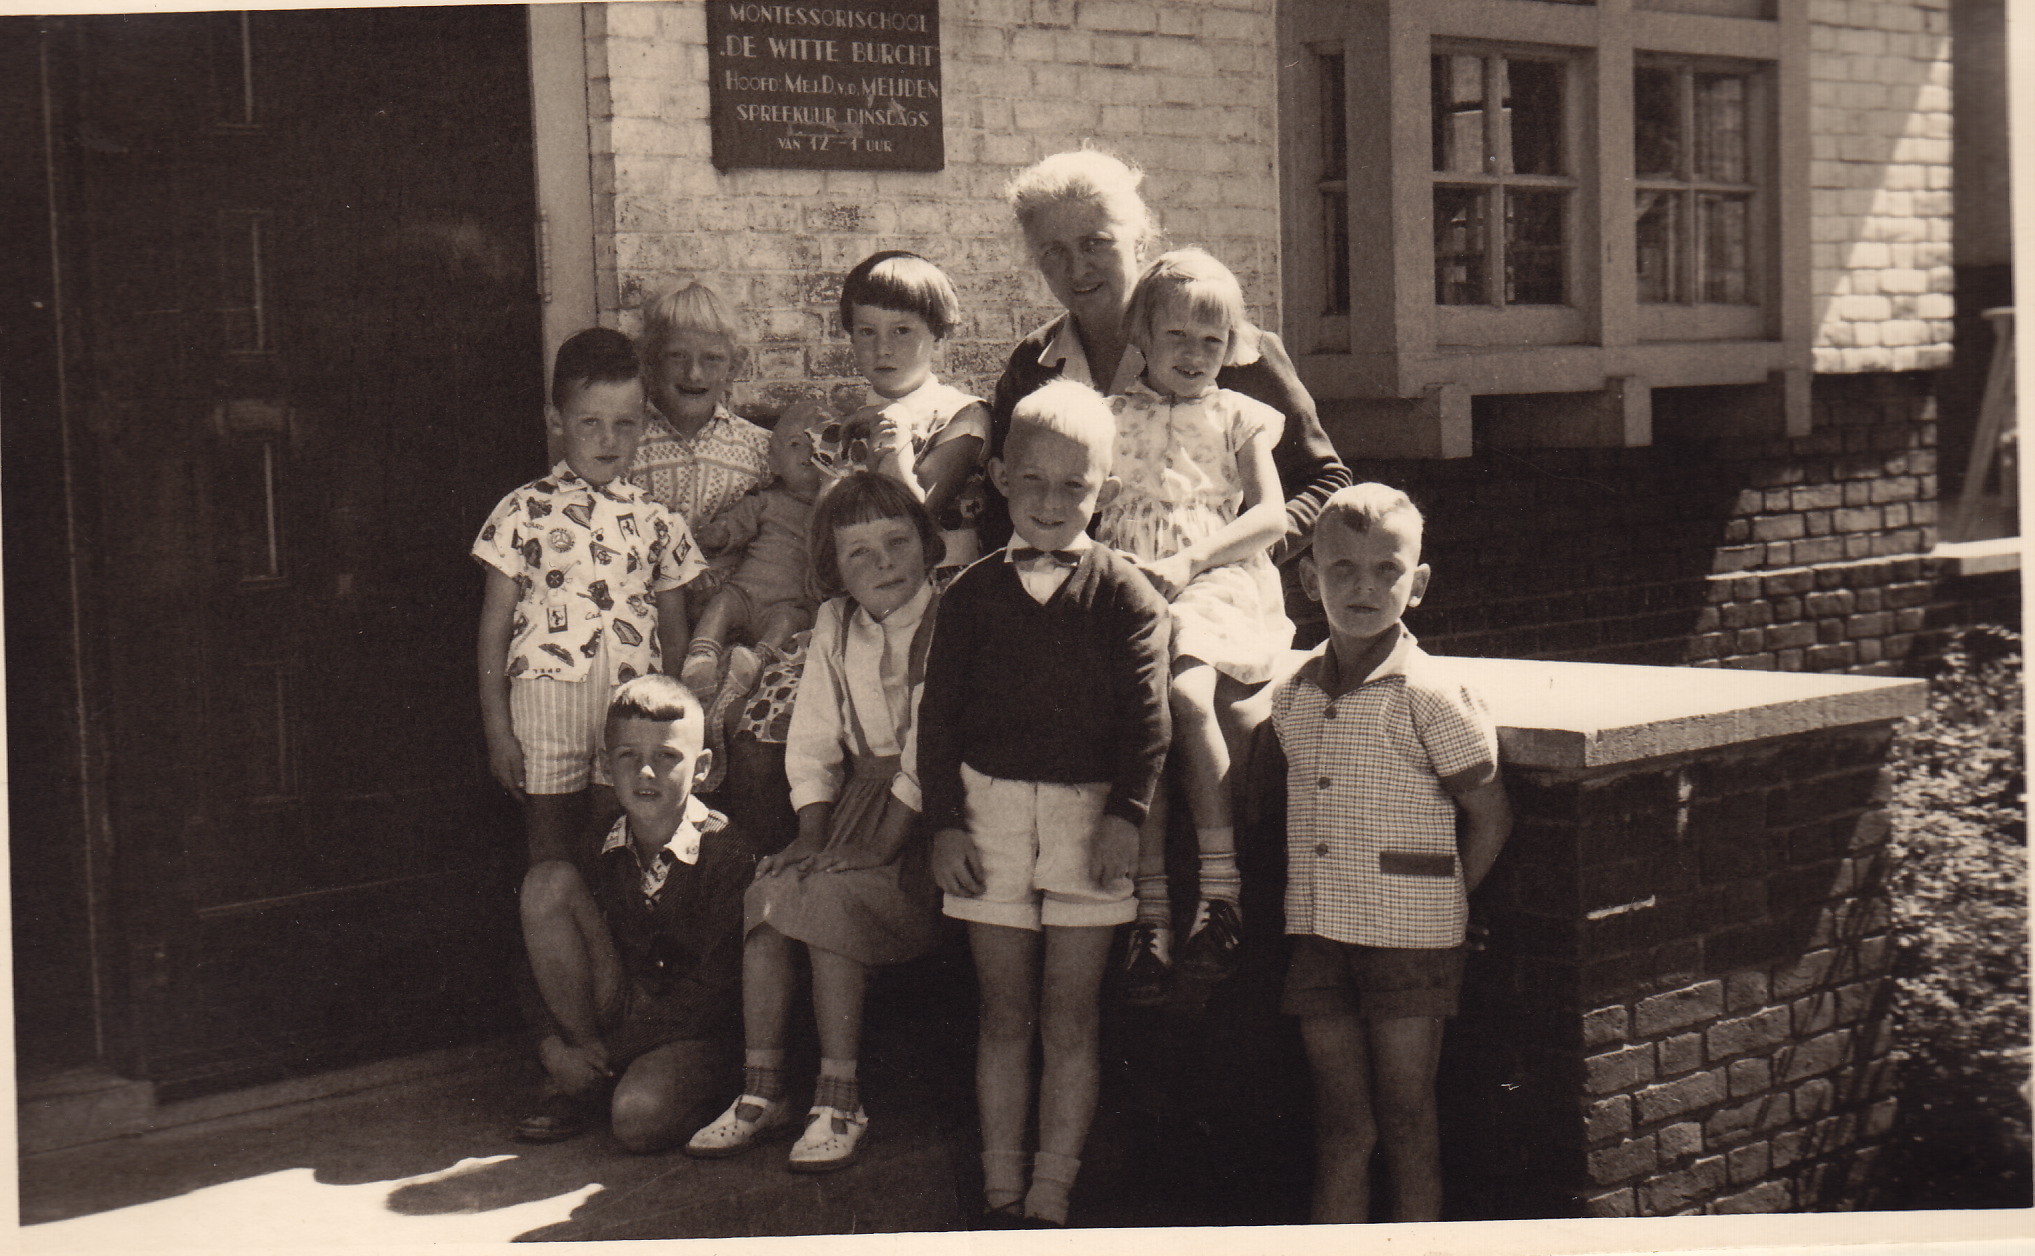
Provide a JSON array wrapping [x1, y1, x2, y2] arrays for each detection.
[[1809, 0, 1954, 373], [588, 0, 1281, 413]]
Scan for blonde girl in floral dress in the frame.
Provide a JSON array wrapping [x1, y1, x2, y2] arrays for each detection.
[[1099, 247, 1293, 997]]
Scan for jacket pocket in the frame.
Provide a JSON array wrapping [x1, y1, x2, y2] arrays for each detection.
[[1378, 850, 1456, 877]]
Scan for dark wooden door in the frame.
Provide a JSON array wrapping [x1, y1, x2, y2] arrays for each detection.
[[35, 7, 546, 1094]]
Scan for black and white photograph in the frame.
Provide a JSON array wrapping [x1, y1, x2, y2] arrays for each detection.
[[3, 0, 2026, 1251]]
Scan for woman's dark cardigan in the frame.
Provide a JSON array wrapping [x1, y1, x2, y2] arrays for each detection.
[[984, 314, 1353, 560]]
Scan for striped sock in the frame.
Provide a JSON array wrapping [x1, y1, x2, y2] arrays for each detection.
[[1197, 847, 1241, 907], [1134, 873, 1171, 928]]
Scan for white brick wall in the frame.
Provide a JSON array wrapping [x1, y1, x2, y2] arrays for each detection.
[[590, 0, 1281, 414], [587, 0, 1952, 395], [1808, 0, 1954, 373]]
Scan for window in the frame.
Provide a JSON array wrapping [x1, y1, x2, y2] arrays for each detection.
[[1429, 46, 1584, 348], [1278, 0, 1809, 455], [1633, 57, 1770, 341]]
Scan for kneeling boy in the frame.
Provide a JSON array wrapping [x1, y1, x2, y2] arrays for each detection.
[[1271, 483, 1510, 1222], [921, 379, 1171, 1226], [515, 674, 757, 1148]]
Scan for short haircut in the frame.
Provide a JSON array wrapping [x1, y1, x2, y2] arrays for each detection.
[[605, 672, 703, 738], [1005, 148, 1158, 247], [808, 471, 946, 599], [1317, 483, 1426, 549], [1123, 248, 1261, 368], [637, 281, 745, 366], [551, 326, 640, 411], [839, 250, 962, 340], [1007, 378, 1115, 475]]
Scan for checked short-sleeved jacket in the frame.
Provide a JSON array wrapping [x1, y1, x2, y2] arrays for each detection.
[[1271, 628, 1499, 949], [472, 463, 703, 683]]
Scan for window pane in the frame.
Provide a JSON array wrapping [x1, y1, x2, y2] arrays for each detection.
[[1503, 58, 1564, 176], [1634, 65, 1681, 179], [1506, 189, 1566, 304], [1322, 188, 1350, 315], [1695, 73, 1747, 183], [1320, 52, 1347, 181], [1699, 192, 1750, 302], [1635, 190, 1683, 303], [1434, 185, 1489, 304], [1432, 54, 1486, 174]]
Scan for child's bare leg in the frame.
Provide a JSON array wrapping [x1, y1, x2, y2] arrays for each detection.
[[524, 790, 588, 868], [755, 602, 814, 654], [521, 859, 622, 1095], [681, 589, 746, 697], [1027, 924, 1113, 1225], [1368, 1016, 1446, 1222], [1170, 659, 1234, 843], [968, 921, 1041, 1211], [809, 943, 868, 1110], [611, 1036, 737, 1153], [1172, 660, 1242, 977], [1300, 1013, 1377, 1223], [740, 924, 797, 1099]]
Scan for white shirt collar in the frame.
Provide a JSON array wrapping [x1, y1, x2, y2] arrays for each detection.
[[599, 792, 715, 869], [1037, 317, 1145, 393], [1002, 532, 1096, 560], [851, 579, 934, 635]]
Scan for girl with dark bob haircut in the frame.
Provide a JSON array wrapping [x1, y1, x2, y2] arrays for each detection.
[[808, 471, 948, 600]]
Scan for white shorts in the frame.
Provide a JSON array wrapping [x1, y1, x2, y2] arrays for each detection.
[[942, 764, 1136, 931], [508, 637, 619, 794]]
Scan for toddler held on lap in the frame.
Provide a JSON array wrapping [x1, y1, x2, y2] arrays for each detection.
[[678, 408, 826, 741]]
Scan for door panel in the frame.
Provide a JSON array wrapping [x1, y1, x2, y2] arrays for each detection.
[[47, 6, 546, 1092]]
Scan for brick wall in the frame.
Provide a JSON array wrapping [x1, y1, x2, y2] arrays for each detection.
[[1809, 0, 1954, 372], [585, 0, 1281, 415], [1345, 373, 1985, 677], [1444, 720, 1906, 1217]]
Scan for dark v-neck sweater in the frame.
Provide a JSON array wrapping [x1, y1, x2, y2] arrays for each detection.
[[917, 545, 1172, 833]]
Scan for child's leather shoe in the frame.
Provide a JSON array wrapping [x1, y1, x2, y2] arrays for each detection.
[[684, 1093, 789, 1158], [787, 1104, 868, 1172]]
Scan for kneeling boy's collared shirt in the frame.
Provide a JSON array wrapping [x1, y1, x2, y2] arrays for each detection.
[[1272, 627, 1498, 949], [472, 463, 702, 683]]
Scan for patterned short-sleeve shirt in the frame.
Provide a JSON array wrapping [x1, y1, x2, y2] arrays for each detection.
[[472, 463, 703, 683], [627, 405, 772, 531], [1272, 628, 1499, 949]]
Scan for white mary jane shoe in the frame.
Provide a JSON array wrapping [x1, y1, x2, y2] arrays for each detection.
[[787, 1103, 868, 1172], [683, 1093, 788, 1158]]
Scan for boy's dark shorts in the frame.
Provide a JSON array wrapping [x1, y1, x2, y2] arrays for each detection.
[[1280, 935, 1466, 1020], [597, 979, 735, 1070]]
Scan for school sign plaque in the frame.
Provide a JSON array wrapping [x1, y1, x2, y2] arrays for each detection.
[[708, 1, 944, 172]]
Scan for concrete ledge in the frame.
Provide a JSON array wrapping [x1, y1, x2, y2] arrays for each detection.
[[1931, 535, 2023, 577], [1438, 656, 1925, 769]]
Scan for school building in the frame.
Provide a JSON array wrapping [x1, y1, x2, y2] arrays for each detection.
[[6, 0, 2017, 1223]]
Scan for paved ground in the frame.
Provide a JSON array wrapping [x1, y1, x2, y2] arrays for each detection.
[[19, 941, 1314, 1247]]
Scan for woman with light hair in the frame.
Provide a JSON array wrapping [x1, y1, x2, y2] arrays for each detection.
[[989, 149, 1353, 1005]]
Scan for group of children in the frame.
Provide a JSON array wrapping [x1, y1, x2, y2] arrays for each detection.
[[472, 243, 1511, 1226]]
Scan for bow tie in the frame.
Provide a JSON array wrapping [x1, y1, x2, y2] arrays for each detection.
[[1011, 547, 1082, 567]]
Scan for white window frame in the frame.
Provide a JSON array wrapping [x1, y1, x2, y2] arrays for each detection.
[[1278, 0, 1811, 456]]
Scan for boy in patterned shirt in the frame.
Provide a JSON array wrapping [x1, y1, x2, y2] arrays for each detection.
[[1265, 483, 1510, 1224], [475, 327, 704, 867]]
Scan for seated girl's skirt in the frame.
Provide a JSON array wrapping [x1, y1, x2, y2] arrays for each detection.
[[1167, 552, 1295, 686], [744, 751, 941, 966]]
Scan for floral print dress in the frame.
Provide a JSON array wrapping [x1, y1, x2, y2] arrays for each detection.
[[1100, 379, 1295, 684]]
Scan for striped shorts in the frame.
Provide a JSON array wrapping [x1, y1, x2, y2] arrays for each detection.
[[509, 636, 620, 794]]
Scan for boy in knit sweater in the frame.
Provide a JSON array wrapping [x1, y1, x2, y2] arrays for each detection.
[[920, 378, 1171, 1227]]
